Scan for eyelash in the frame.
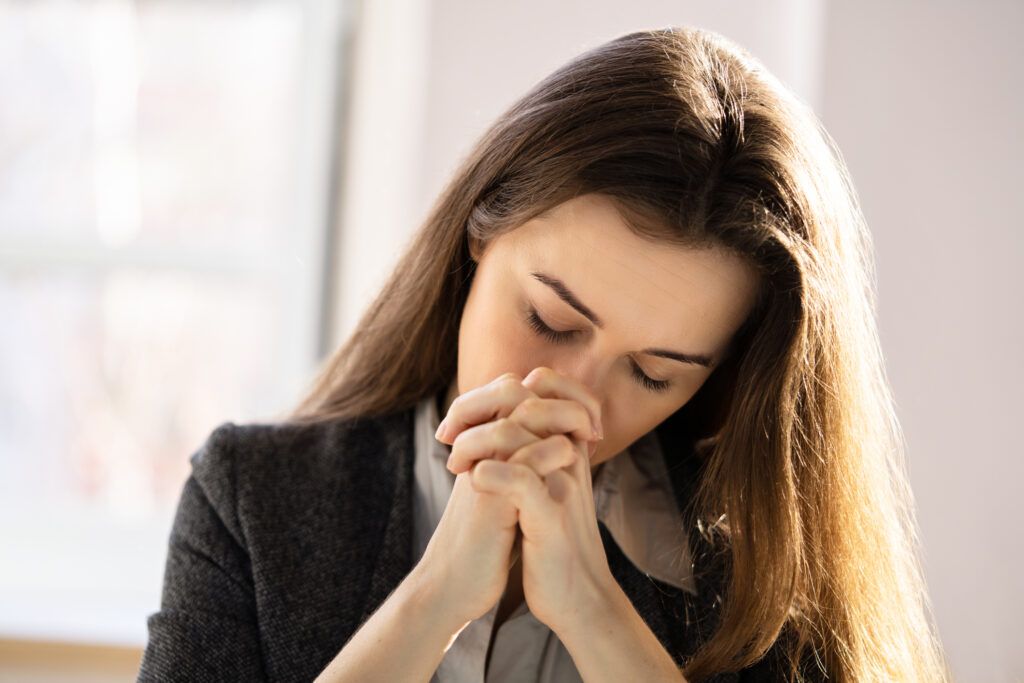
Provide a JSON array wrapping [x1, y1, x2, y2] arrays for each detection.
[[524, 307, 673, 394]]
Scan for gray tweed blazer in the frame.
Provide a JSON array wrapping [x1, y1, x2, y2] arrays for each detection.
[[136, 403, 826, 682]]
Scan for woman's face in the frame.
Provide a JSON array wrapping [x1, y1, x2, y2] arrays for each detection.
[[445, 192, 761, 474]]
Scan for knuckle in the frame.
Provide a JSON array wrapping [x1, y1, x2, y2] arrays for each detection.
[[519, 396, 543, 413], [532, 366, 554, 381], [498, 373, 523, 390], [513, 451, 536, 470], [495, 416, 519, 441], [471, 460, 494, 486], [497, 377, 523, 402], [539, 448, 562, 471], [482, 459, 512, 483]]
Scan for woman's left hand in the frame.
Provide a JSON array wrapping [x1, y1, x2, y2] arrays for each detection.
[[440, 366, 617, 634]]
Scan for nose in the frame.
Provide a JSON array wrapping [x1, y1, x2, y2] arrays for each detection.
[[548, 356, 604, 398], [544, 358, 607, 425]]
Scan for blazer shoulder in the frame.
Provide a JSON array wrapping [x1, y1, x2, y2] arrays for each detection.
[[195, 407, 409, 475], [188, 407, 414, 521]]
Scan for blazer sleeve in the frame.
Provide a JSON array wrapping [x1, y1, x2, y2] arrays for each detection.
[[137, 422, 268, 683]]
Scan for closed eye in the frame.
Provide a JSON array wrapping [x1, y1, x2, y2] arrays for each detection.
[[524, 307, 673, 394]]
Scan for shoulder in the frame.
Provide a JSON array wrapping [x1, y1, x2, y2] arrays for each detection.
[[186, 407, 415, 536], [192, 407, 413, 480]]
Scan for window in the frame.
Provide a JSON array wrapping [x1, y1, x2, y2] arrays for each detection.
[[0, 0, 351, 646]]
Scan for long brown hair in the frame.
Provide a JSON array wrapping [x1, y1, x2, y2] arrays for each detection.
[[284, 26, 950, 682]]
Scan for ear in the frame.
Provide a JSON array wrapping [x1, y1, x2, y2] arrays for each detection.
[[468, 235, 485, 263]]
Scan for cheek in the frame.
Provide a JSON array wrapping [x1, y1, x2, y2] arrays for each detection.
[[457, 294, 542, 390]]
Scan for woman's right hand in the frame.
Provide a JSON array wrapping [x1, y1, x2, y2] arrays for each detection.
[[414, 370, 603, 628]]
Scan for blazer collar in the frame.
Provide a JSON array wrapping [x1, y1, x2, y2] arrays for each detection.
[[353, 403, 728, 665]]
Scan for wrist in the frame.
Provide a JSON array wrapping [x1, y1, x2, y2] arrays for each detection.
[[553, 569, 626, 640], [403, 563, 473, 639], [557, 576, 686, 682]]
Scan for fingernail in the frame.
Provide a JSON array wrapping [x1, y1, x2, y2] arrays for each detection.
[[435, 418, 448, 440]]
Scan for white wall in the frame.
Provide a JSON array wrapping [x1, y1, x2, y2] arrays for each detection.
[[417, 0, 828, 215], [334, 2, 1023, 680], [821, 2, 1024, 681]]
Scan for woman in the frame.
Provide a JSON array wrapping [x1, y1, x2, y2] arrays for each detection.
[[138, 26, 950, 682]]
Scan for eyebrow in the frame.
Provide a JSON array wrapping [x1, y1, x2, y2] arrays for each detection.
[[529, 271, 716, 368]]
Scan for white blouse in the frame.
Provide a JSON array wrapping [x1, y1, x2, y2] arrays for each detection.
[[412, 392, 697, 682]]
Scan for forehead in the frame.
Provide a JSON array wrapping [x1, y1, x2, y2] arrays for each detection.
[[497, 194, 760, 353]]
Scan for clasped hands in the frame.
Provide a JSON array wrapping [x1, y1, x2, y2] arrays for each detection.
[[434, 366, 617, 634]]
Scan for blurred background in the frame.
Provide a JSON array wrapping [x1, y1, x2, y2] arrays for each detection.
[[0, 0, 1020, 681]]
